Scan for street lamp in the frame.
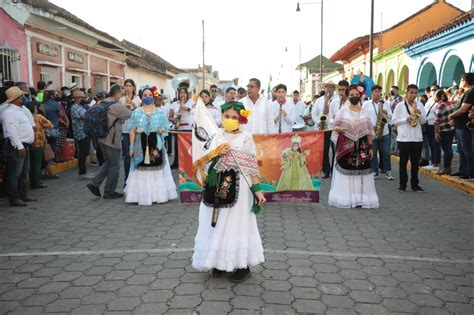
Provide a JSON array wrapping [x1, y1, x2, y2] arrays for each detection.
[[296, 1, 323, 88]]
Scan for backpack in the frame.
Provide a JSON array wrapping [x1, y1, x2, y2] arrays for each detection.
[[84, 101, 117, 138]]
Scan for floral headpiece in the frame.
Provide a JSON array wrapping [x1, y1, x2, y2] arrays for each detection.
[[221, 102, 251, 124]]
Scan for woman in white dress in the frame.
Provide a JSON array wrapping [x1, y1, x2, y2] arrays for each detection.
[[125, 87, 178, 206], [329, 85, 379, 209], [198, 89, 222, 126], [192, 102, 266, 283]]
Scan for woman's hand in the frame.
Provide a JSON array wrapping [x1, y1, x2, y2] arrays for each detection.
[[334, 126, 346, 133], [369, 149, 374, 160], [255, 191, 266, 205], [220, 144, 230, 156]]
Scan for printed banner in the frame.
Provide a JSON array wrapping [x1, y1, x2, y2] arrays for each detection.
[[178, 130, 324, 203]]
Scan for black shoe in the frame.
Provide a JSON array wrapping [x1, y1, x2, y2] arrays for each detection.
[[212, 268, 227, 277], [451, 172, 463, 176], [230, 267, 251, 283], [459, 175, 471, 180], [419, 159, 429, 167], [397, 186, 406, 192], [322, 173, 330, 179], [412, 186, 425, 193], [87, 184, 101, 197], [103, 192, 124, 199]]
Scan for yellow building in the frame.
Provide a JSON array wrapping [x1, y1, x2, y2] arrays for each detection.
[[330, 0, 464, 95]]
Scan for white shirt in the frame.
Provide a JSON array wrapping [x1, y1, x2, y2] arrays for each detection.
[[2, 104, 35, 149], [272, 100, 295, 133], [392, 100, 427, 142], [21, 105, 36, 127], [424, 98, 438, 125], [311, 95, 335, 129], [362, 99, 393, 136], [119, 95, 141, 133], [240, 95, 276, 134], [0, 103, 8, 124], [329, 97, 350, 126], [231, 84, 241, 91], [170, 99, 195, 130], [288, 99, 306, 129]]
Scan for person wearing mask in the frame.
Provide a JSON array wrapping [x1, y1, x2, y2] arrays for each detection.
[[272, 84, 294, 133], [311, 81, 337, 178], [362, 85, 394, 180], [70, 90, 93, 180], [2, 87, 36, 206], [40, 90, 61, 154], [289, 90, 306, 132], [434, 90, 456, 175], [119, 79, 140, 183], [392, 84, 427, 192], [240, 78, 276, 134], [329, 85, 378, 208], [87, 84, 131, 199], [449, 73, 474, 179], [125, 87, 177, 206]]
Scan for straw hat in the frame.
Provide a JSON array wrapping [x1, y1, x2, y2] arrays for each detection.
[[322, 80, 336, 88], [5, 86, 24, 103], [72, 90, 86, 98]]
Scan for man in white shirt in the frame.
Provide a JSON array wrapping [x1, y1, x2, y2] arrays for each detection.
[[392, 84, 427, 192], [311, 81, 336, 178], [329, 80, 350, 126], [422, 84, 441, 168], [230, 78, 241, 91], [362, 85, 394, 180], [288, 90, 306, 131], [240, 78, 276, 134], [272, 84, 294, 133], [1, 87, 36, 207]]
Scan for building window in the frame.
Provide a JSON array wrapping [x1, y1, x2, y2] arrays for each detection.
[[40, 67, 58, 89], [65, 73, 82, 88], [95, 77, 105, 92], [0, 48, 20, 85]]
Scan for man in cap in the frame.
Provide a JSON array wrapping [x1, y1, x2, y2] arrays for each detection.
[[231, 78, 241, 91], [1, 87, 36, 206], [70, 90, 93, 180]]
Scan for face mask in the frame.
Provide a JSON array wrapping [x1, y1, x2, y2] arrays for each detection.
[[23, 96, 31, 105], [222, 118, 240, 132], [349, 96, 360, 105], [142, 96, 154, 105]]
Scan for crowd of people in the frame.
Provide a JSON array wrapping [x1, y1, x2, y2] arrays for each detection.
[[1, 73, 473, 282]]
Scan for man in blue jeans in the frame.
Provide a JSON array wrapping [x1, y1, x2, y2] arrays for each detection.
[[363, 85, 394, 180], [449, 73, 474, 179]]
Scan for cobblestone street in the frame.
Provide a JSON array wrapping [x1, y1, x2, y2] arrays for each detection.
[[0, 164, 473, 314]]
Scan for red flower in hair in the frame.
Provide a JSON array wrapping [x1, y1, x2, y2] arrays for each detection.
[[238, 116, 248, 124], [151, 86, 159, 98]]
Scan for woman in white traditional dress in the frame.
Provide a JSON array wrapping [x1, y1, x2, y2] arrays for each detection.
[[328, 85, 379, 208], [199, 89, 222, 126], [124, 87, 178, 206], [192, 102, 266, 283]]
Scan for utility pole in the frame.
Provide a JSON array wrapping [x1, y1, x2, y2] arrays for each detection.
[[369, 0, 375, 79], [202, 20, 205, 90]]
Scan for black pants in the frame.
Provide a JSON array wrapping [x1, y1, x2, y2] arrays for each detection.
[[77, 137, 91, 175], [425, 125, 441, 165], [398, 141, 423, 189], [322, 131, 332, 175]]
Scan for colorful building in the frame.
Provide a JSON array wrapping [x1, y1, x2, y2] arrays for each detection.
[[404, 10, 473, 91], [296, 55, 342, 100]]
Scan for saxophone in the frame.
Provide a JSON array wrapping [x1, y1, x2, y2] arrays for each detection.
[[409, 102, 420, 127], [319, 97, 330, 131], [374, 100, 388, 140]]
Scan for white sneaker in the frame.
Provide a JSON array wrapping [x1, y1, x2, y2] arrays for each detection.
[[385, 171, 394, 180], [374, 174, 380, 179], [424, 164, 433, 170], [79, 173, 94, 180]]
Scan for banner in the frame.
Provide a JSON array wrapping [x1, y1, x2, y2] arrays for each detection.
[[178, 130, 325, 203]]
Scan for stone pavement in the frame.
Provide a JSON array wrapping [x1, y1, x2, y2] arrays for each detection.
[[0, 164, 473, 314]]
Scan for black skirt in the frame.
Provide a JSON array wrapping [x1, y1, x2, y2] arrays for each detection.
[[137, 132, 164, 168]]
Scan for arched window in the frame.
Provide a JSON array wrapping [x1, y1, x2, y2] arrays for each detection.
[[440, 55, 465, 87]]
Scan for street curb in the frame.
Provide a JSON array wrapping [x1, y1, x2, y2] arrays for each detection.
[[50, 159, 78, 174], [391, 156, 474, 195]]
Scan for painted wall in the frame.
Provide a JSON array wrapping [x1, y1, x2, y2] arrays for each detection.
[[125, 66, 172, 98], [374, 49, 412, 94], [0, 8, 28, 82]]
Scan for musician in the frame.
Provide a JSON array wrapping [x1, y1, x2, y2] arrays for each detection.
[[392, 84, 427, 192], [362, 85, 394, 180], [329, 80, 350, 125], [311, 81, 336, 178], [272, 84, 295, 133], [289, 90, 306, 132]]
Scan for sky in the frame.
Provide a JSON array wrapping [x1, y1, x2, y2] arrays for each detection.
[[51, 0, 471, 92]]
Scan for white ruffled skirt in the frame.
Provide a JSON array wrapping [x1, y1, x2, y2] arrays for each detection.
[[328, 164, 379, 209], [192, 174, 265, 272], [124, 155, 178, 206]]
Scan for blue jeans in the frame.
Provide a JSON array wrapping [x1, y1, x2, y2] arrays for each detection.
[[439, 130, 455, 170], [3, 140, 30, 201], [121, 133, 131, 182], [456, 128, 474, 177], [91, 143, 122, 195], [372, 134, 391, 175]]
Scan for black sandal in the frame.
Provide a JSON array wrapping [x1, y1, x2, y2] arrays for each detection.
[[230, 267, 251, 283]]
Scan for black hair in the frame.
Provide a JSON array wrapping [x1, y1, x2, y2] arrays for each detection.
[[338, 80, 350, 87], [407, 84, 418, 92], [292, 90, 300, 94], [237, 87, 246, 94], [45, 90, 56, 101], [435, 89, 448, 102], [139, 87, 153, 99], [177, 87, 189, 101], [275, 84, 287, 92], [225, 87, 236, 94], [425, 87, 431, 93], [319, 90, 326, 97], [4, 81, 15, 88], [199, 89, 211, 97], [431, 84, 440, 89], [209, 84, 218, 90], [249, 78, 261, 89], [124, 79, 137, 96], [391, 86, 399, 90], [419, 94, 428, 102], [37, 81, 46, 90], [109, 84, 123, 97], [461, 73, 474, 86], [28, 87, 37, 96], [371, 85, 382, 92], [60, 86, 69, 91]]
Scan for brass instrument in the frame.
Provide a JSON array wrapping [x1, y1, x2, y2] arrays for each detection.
[[409, 102, 420, 127], [374, 100, 388, 140], [319, 96, 330, 131], [175, 112, 182, 130], [304, 104, 315, 127]]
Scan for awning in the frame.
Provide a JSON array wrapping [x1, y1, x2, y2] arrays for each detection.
[[67, 67, 88, 73], [91, 71, 108, 76], [37, 61, 62, 67], [110, 75, 124, 80]]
